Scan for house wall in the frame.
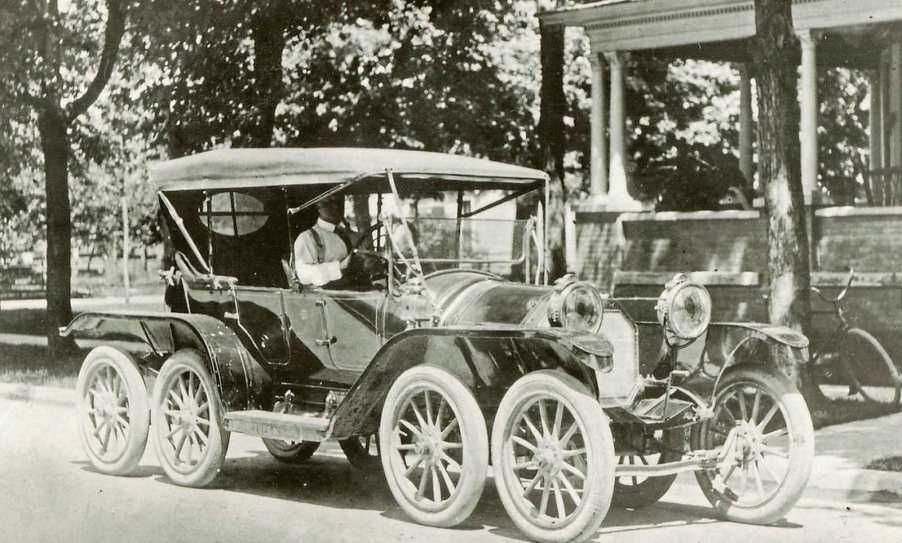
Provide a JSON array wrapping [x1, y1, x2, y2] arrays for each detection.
[[575, 205, 902, 362]]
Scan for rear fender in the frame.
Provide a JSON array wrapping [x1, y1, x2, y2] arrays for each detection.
[[60, 311, 271, 411], [330, 327, 608, 440]]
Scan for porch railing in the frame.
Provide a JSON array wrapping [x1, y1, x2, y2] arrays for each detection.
[[865, 167, 902, 206]]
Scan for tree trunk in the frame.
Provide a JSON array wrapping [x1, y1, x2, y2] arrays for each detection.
[[536, 16, 567, 280], [241, 5, 287, 147], [751, 0, 818, 398], [39, 106, 77, 356]]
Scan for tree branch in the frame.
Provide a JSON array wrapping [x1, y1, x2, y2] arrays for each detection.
[[66, 0, 127, 120], [19, 87, 53, 111]]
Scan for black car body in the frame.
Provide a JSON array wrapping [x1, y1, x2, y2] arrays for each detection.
[[64, 148, 814, 543]]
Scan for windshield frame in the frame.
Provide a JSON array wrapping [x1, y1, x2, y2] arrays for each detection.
[[381, 169, 549, 289]]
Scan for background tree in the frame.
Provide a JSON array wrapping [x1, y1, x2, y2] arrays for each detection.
[[0, 0, 128, 354]]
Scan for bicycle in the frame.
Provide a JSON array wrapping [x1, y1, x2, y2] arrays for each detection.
[[810, 269, 902, 407]]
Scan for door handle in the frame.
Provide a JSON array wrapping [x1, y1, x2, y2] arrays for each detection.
[[315, 298, 336, 348]]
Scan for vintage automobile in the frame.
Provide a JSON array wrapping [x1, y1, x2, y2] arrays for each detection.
[[63, 148, 814, 543]]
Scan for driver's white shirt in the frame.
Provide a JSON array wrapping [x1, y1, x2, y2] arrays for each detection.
[[294, 218, 349, 286]]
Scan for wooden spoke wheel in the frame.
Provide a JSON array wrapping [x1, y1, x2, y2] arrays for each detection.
[[379, 366, 488, 528], [340, 434, 381, 470], [151, 349, 230, 488], [262, 439, 320, 464], [492, 371, 615, 543], [76, 346, 150, 476], [693, 367, 814, 524], [612, 428, 684, 509]]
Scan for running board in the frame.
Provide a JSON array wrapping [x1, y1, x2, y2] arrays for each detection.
[[223, 410, 330, 442]]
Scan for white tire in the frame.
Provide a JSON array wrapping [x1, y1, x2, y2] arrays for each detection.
[[76, 346, 150, 475]]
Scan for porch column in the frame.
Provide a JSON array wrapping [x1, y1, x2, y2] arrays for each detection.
[[798, 30, 818, 199], [869, 69, 883, 172], [590, 53, 608, 197], [605, 51, 641, 209], [738, 63, 754, 184]]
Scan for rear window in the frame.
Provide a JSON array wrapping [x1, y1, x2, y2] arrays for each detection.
[[199, 192, 268, 236]]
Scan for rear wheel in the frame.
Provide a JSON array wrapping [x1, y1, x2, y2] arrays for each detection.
[[151, 349, 230, 488], [262, 439, 320, 463], [75, 346, 150, 476], [612, 429, 683, 509], [379, 366, 488, 528], [693, 367, 814, 524], [492, 371, 615, 543], [839, 328, 901, 407]]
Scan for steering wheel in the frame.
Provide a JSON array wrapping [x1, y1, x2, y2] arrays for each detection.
[[351, 221, 389, 284], [354, 220, 386, 252]]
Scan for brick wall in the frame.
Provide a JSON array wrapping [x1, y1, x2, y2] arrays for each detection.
[[574, 205, 902, 362]]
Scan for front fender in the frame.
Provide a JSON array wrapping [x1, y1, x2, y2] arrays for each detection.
[[60, 311, 272, 411], [330, 327, 610, 440], [677, 322, 809, 401]]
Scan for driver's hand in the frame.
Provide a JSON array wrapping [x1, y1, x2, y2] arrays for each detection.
[[361, 253, 385, 275], [339, 253, 352, 270]]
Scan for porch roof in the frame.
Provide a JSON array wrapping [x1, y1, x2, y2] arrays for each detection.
[[541, 0, 902, 67]]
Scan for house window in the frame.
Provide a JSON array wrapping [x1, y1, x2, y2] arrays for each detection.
[[199, 192, 268, 236]]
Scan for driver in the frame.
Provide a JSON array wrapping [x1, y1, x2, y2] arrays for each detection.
[[293, 195, 353, 286]]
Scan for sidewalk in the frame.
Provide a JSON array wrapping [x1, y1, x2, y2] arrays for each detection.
[[1, 381, 900, 498], [808, 410, 902, 495]]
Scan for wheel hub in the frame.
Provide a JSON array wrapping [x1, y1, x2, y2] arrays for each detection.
[[96, 393, 118, 421], [729, 421, 766, 466], [414, 427, 444, 464], [532, 439, 562, 477]]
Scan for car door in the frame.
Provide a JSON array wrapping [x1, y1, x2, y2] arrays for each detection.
[[228, 286, 291, 366], [318, 289, 385, 372], [283, 287, 384, 372]]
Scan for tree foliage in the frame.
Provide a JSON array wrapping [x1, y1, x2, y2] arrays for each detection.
[[0, 0, 129, 353], [0, 0, 876, 345]]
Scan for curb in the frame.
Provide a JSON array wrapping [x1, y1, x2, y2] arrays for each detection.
[[3, 382, 901, 498]]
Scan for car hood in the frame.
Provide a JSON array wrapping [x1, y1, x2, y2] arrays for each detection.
[[426, 271, 552, 327]]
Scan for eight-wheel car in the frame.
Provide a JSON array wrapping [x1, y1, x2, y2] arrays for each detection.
[[64, 148, 815, 543]]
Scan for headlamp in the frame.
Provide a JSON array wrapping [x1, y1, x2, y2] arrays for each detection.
[[548, 281, 604, 333], [656, 274, 711, 344]]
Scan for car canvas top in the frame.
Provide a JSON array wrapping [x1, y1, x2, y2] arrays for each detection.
[[150, 147, 549, 192]]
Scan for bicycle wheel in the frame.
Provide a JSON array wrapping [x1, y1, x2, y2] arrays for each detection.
[[839, 328, 901, 407]]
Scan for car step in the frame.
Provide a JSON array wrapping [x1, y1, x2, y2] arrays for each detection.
[[223, 410, 330, 442]]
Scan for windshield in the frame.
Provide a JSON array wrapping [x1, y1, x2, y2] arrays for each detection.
[[367, 188, 543, 281], [391, 217, 535, 277]]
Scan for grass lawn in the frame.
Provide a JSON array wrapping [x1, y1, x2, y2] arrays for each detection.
[[0, 298, 165, 336], [808, 397, 900, 430], [0, 308, 55, 336], [0, 298, 163, 388], [866, 456, 902, 472], [0, 343, 87, 389]]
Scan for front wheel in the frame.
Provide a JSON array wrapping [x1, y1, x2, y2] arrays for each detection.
[[379, 366, 488, 528], [693, 366, 814, 524], [839, 328, 901, 407], [151, 349, 230, 488], [492, 371, 615, 543]]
